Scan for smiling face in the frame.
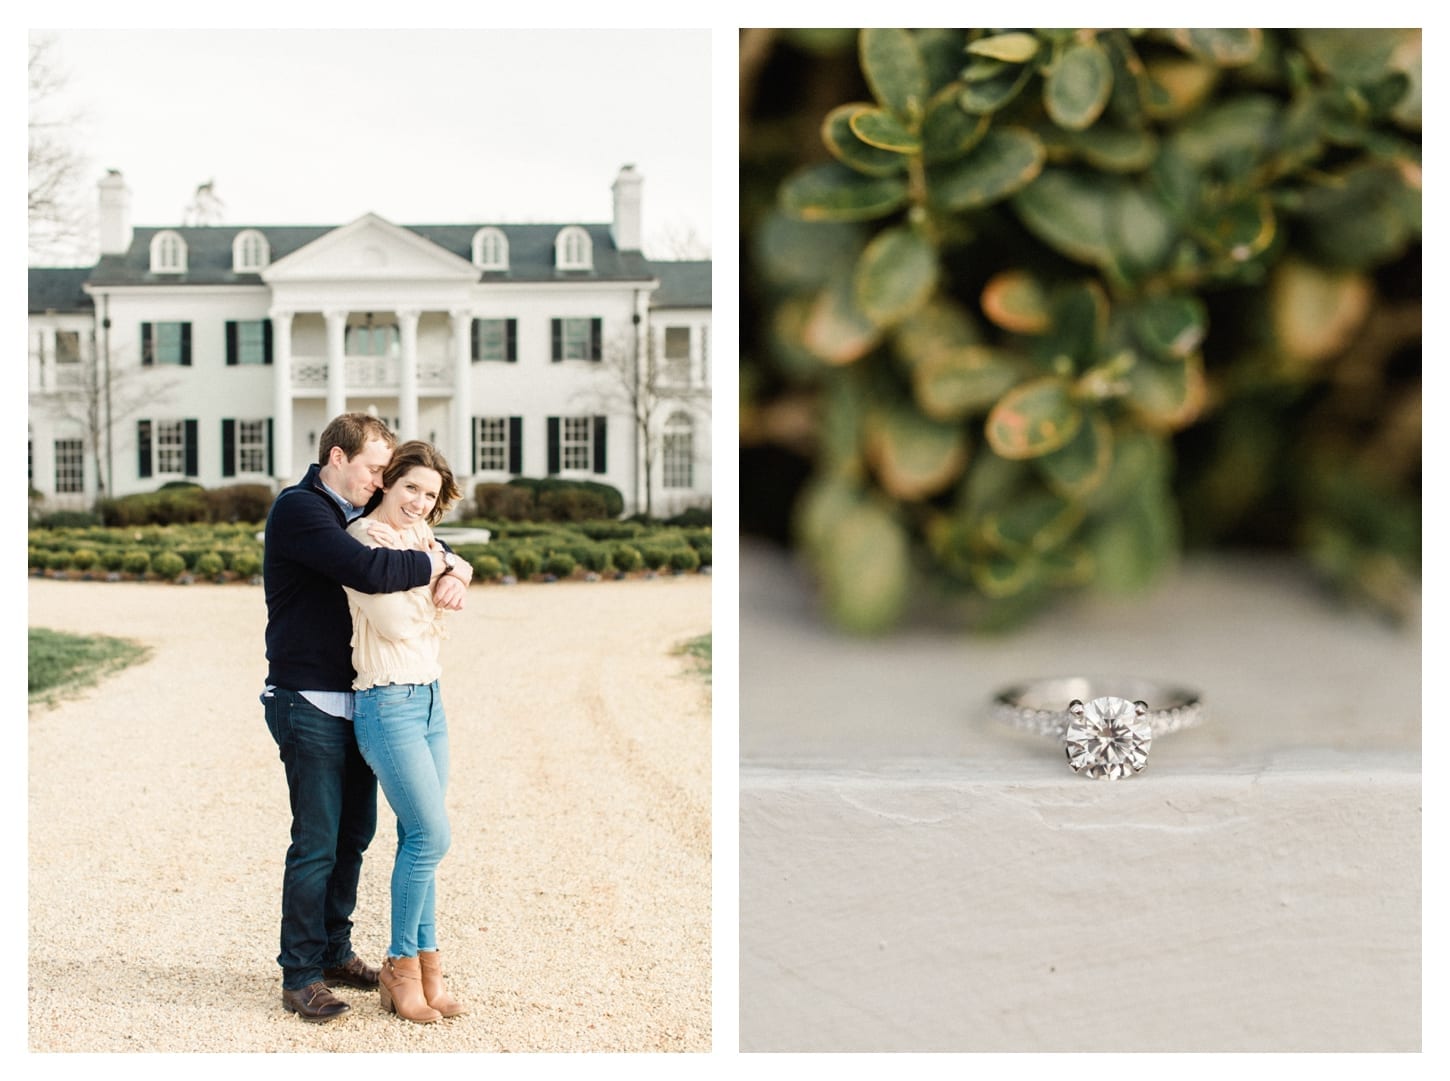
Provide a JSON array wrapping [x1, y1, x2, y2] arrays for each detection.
[[323, 437, 393, 508], [377, 465, 444, 530]]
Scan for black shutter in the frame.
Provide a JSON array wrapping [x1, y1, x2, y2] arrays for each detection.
[[592, 416, 607, 474], [547, 417, 560, 474], [508, 416, 522, 473], [225, 322, 238, 365], [184, 419, 199, 476], [470, 319, 480, 363], [266, 418, 274, 475], [137, 420, 152, 478], [221, 419, 236, 477], [506, 318, 517, 363], [264, 320, 274, 365], [141, 323, 153, 366], [550, 318, 561, 362], [590, 318, 602, 361], [181, 323, 192, 366], [470, 417, 478, 472]]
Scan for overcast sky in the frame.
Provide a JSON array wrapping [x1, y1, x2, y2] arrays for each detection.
[[35, 28, 713, 261]]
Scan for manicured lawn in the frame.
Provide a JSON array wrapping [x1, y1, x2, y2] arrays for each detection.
[[29, 628, 150, 704]]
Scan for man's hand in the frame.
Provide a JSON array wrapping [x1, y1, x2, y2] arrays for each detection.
[[433, 572, 467, 611], [365, 520, 407, 549]]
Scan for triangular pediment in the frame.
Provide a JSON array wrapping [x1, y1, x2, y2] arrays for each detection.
[[262, 213, 477, 283]]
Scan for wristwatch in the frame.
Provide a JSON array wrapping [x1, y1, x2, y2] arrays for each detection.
[[441, 550, 458, 576]]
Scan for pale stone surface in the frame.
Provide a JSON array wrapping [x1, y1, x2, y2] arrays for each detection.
[[740, 542, 1420, 1051]]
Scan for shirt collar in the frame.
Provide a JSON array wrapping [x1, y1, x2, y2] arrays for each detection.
[[317, 476, 366, 522]]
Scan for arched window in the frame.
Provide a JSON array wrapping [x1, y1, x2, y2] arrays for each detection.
[[232, 229, 270, 272], [472, 227, 508, 271], [554, 225, 592, 271], [662, 411, 695, 490], [149, 230, 187, 273]]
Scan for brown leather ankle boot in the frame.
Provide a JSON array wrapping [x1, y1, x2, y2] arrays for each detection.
[[418, 949, 465, 1017], [378, 956, 441, 1023]]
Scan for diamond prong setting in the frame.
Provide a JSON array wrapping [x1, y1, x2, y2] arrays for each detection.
[[1063, 696, 1153, 780]]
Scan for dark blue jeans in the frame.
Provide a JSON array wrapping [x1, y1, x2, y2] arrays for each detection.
[[262, 688, 378, 990]]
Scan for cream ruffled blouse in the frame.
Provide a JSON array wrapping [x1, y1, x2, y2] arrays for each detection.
[[342, 516, 448, 691]]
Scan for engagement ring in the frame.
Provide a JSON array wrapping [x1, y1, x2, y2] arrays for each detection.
[[991, 677, 1205, 779]]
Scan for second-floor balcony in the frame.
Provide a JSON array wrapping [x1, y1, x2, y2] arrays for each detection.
[[290, 354, 454, 391]]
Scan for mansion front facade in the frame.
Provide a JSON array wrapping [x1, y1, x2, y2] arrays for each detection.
[[28, 166, 711, 519]]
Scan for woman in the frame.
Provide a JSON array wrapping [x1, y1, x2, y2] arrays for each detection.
[[344, 440, 467, 1023]]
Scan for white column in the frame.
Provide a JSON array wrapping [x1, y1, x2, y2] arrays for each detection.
[[270, 309, 294, 484], [39, 327, 56, 392], [398, 307, 420, 441], [324, 309, 348, 420], [450, 308, 472, 477]]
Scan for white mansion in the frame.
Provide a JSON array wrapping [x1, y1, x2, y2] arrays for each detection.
[[28, 166, 711, 519]]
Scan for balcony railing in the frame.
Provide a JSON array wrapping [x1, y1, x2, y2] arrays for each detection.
[[290, 354, 453, 390]]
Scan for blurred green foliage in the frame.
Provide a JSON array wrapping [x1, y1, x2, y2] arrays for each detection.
[[741, 28, 1421, 632]]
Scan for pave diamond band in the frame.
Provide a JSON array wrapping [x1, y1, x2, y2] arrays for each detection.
[[992, 677, 1204, 779]]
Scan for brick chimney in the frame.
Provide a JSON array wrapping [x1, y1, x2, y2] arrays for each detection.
[[611, 164, 643, 252], [98, 169, 132, 256]]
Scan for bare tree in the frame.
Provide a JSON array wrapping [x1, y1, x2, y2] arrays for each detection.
[[648, 220, 711, 261], [184, 179, 226, 226], [576, 327, 708, 519], [28, 34, 93, 265]]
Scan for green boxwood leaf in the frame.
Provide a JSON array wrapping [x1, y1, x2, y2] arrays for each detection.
[[1045, 39, 1114, 131], [849, 107, 921, 153], [927, 127, 1046, 211], [922, 87, 990, 163], [1194, 194, 1276, 261], [1131, 295, 1208, 361], [802, 273, 882, 366], [1125, 354, 1205, 429], [1012, 168, 1114, 266], [1035, 410, 1114, 498], [854, 226, 939, 328], [982, 490, 1084, 554], [865, 402, 970, 500], [821, 104, 909, 178], [1108, 184, 1177, 276], [912, 345, 1022, 421], [1168, 28, 1262, 68], [981, 269, 1052, 334], [891, 297, 984, 370], [780, 162, 910, 222], [970, 551, 1038, 598], [819, 496, 913, 633], [1088, 488, 1179, 592], [754, 211, 866, 289], [959, 62, 1035, 113], [1065, 124, 1159, 172], [860, 28, 929, 121], [967, 32, 1040, 64], [984, 377, 1083, 460]]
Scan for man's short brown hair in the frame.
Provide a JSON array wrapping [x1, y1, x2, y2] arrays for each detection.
[[316, 413, 397, 465]]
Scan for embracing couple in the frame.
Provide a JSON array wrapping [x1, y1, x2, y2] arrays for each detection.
[[260, 412, 473, 1024]]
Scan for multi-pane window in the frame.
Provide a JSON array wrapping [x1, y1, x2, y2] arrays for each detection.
[[472, 318, 516, 362], [55, 331, 82, 365], [54, 439, 84, 494], [552, 317, 601, 361], [663, 326, 691, 383], [662, 413, 694, 489], [233, 229, 269, 271], [237, 420, 268, 473], [561, 417, 593, 471], [150, 230, 187, 272], [143, 322, 191, 366], [473, 227, 508, 270], [235, 320, 268, 364], [347, 323, 399, 356], [475, 417, 509, 471], [155, 420, 188, 474], [556, 226, 592, 270]]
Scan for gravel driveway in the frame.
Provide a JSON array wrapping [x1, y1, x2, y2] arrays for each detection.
[[28, 574, 711, 1052]]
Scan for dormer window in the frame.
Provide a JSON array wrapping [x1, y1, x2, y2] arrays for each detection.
[[233, 229, 270, 272], [472, 227, 508, 271], [554, 225, 592, 271], [150, 230, 187, 273]]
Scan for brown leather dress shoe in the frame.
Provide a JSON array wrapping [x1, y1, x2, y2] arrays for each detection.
[[282, 981, 351, 1022], [323, 954, 380, 989]]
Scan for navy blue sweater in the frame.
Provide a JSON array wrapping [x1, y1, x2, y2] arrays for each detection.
[[263, 463, 433, 692]]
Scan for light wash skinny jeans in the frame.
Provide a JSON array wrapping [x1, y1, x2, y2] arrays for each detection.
[[353, 680, 451, 958]]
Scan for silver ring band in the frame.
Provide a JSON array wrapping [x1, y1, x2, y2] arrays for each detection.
[[992, 676, 1205, 779]]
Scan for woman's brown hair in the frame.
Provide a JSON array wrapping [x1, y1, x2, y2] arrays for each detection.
[[381, 440, 461, 525]]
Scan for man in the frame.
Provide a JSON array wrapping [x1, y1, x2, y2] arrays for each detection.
[[261, 413, 472, 1021]]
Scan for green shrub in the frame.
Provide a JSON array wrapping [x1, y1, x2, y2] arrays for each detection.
[[576, 544, 613, 573], [151, 551, 187, 579], [45, 550, 73, 571], [543, 551, 578, 578], [744, 27, 1422, 631], [203, 484, 274, 523], [232, 552, 262, 577], [666, 506, 712, 528], [469, 554, 504, 581], [39, 510, 101, 529], [121, 550, 151, 576], [611, 543, 643, 573], [578, 521, 646, 540], [695, 543, 712, 567], [69, 548, 99, 571], [639, 545, 671, 571], [669, 547, 701, 573], [509, 548, 541, 579], [195, 552, 226, 577], [99, 548, 127, 571], [508, 476, 625, 518], [474, 483, 535, 521]]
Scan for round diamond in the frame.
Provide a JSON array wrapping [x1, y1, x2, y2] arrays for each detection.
[[1064, 696, 1151, 779]]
